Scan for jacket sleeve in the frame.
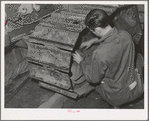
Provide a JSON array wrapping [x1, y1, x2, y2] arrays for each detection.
[[80, 51, 107, 84]]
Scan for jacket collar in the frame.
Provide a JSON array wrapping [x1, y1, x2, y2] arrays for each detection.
[[97, 27, 119, 44]]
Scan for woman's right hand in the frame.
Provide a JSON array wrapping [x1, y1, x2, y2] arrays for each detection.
[[80, 38, 98, 50], [80, 40, 93, 50]]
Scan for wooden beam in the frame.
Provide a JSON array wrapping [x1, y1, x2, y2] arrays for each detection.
[[38, 93, 68, 108]]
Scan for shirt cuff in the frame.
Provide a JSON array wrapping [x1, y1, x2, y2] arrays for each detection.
[[79, 59, 86, 73]]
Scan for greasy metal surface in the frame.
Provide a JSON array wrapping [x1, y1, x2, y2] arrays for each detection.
[[42, 16, 84, 33], [28, 37, 73, 51], [29, 63, 71, 90], [27, 42, 71, 70], [30, 23, 79, 46]]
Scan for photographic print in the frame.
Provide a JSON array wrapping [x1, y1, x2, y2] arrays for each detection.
[[1, 1, 148, 120]]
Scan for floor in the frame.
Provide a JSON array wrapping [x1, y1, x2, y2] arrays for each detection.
[[5, 79, 54, 108], [5, 77, 144, 109]]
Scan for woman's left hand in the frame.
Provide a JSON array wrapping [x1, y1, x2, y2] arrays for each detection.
[[73, 51, 83, 64]]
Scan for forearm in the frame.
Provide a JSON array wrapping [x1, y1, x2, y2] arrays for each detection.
[[92, 37, 102, 44], [80, 59, 86, 75]]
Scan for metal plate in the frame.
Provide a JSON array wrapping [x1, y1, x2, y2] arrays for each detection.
[[27, 42, 71, 71], [28, 37, 73, 51], [30, 23, 79, 46], [29, 63, 71, 90], [43, 16, 84, 33]]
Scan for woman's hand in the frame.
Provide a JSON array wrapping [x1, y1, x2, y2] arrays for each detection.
[[73, 51, 83, 64], [80, 38, 98, 50], [80, 40, 93, 50]]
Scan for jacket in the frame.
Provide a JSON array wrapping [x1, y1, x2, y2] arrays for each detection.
[[80, 27, 143, 106]]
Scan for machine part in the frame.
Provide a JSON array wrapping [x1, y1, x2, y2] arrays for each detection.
[[31, 23, 79, 45], [27, 42, 71, 71], [28, 37, 73, 51], [29, 63, 71, 90], [74, 82, 95, 97]]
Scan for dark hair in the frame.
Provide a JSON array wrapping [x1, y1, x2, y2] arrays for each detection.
[[85, 9, 110, 30]]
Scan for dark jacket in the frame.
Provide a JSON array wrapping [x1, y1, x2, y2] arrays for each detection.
[[80, 27, 143, 106]]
